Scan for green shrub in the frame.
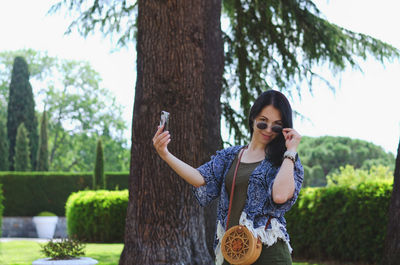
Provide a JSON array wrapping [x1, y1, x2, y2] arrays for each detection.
[[0, 172, 128, 216], [0, 183, 4, 236], [286, 181, 392, 264], [40, 238, 85, 260], [93, 139, 105, 190], [326, 165, 393, 188], [66, 190, 128, 243], [14, 123, 31, 171], [37, 211, 57, 216]]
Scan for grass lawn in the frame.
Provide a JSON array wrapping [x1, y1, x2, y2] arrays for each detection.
[[0, 240, 323, 265], [0, 240, 123, 265]]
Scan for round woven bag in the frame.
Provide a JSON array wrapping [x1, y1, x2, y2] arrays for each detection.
[[221, 225, 262, 265]]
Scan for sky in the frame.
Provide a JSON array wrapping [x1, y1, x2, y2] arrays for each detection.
[[0, 0, 399, 155]]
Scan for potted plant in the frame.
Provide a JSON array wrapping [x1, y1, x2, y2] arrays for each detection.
[[32, 238, 98, 265], [33, 211, 58, 239]]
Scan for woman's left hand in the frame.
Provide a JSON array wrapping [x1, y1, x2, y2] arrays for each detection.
[[282, 128, 301, 152]]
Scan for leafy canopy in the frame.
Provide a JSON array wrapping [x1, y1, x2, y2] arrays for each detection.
[[0, 49, 129, 172], [298, 135, 395, 187], [326, 164, 393, 188], [48, 0, 399, 144]]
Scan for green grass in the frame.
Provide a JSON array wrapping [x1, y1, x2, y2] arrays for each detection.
[[0, 240, 123, 265], [0, 240, 323, 265]]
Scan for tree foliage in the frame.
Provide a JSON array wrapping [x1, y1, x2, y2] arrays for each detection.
[[48, 0, 400, 144], [221, 0, 400, 143], [7, 56, 38, 170], [93, 139, 105, 190], [326, 164, 393, 188], [0, 118, 9, 170], [0, 49, 129, 172], [298, 136, 395, 187], [37, 111, 49, 171], [14, 123, 31, 171]]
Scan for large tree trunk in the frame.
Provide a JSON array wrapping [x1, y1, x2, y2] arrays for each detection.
[[119, 0, 223, 264], [383, 139, 400, 264]]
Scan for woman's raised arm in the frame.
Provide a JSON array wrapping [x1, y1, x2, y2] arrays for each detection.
[[152, 125, 205, 187]]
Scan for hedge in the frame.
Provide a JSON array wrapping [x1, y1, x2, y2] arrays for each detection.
[[0, 183, 3, 236], [286, 181, 392, 264], [66, 190, 128, 243], [0, 172, 128, 216]]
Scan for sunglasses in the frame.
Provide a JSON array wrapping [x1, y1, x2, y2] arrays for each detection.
[[255, 120, 283, 134]]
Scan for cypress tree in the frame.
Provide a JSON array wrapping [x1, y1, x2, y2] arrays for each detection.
[[0, 119, 9, 170], [14, 123, 31, 171], [93, 139, 105, 189], [7, 56, 38, 170], [36, 111, 49, 171]]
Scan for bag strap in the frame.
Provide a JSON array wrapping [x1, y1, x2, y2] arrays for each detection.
[[225, 146, 271, 230]]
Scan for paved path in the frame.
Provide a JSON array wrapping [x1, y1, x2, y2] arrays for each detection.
[[0, 237, 52, 242]]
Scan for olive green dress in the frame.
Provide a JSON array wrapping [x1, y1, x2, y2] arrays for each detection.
[[222, 155, 292, 265]]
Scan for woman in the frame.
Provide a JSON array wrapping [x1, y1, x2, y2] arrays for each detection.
[[153, 90, 304, 264]]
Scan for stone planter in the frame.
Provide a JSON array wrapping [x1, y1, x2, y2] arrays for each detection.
[[32, 216, 59, 238], [32, 257, 98, 265]]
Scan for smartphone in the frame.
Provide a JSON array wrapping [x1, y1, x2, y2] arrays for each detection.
[[160, 111, 170, 131]]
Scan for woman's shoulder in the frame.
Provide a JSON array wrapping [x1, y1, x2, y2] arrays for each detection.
[[216, 145, 244, 157]]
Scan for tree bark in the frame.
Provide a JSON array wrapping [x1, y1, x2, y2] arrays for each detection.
[[383, 139, 400, 264], [119, 0, 223, 264]]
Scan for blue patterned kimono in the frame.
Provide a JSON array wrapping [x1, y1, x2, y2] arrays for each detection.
[[192, 145, 304, 264]]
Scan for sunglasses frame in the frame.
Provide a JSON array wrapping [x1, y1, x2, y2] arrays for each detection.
[[254, 120, 283, 134]]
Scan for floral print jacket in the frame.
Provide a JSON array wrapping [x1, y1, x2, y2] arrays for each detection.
[[192, 145, 304, 265]]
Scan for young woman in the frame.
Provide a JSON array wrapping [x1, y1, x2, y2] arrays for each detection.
[[153, 90, 304, 265]]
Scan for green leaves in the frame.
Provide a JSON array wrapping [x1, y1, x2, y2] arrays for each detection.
[[221, 0, 400, 144], [297, 136, 395, 187], [286, 181, 392, 263], [48, 0, 400, 146], [40, 238, 86, 260], [0, 49, 129, 172], [66, 190, 128, 242], [14, 123, 31, 171]]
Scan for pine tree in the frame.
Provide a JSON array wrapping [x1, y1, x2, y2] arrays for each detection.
[[93, 139, 105, 190], [7, 56, 38, 170], [0, 119, 9, 171], [36, 111, 49, 171], [14, 123, 31, 171]]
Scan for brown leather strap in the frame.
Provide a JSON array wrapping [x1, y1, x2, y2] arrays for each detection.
[[226, 146, 271, 230], [226, 146, 247, 228]]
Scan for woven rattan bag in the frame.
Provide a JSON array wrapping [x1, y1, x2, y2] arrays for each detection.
[[221, 147, 270, 264], [221, 225, 262, 265]]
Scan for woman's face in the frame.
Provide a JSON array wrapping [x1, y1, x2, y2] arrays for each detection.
[[252, 105, 283, 146]]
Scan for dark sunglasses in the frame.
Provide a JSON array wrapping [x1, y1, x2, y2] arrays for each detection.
[[255, 121, 283, 133]]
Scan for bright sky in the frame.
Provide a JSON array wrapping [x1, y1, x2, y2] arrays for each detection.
[[0, 0, 399, 155]]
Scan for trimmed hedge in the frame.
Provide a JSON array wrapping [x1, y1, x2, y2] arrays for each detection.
[[66, 190, 128, 243], [286, 181, 392, 264], [0, 183, 3, 236], [0, 172, 128, 216]]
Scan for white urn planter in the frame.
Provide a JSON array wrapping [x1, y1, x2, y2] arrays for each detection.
[[32, 257, 98, 265], [33, 216, 59, 238]]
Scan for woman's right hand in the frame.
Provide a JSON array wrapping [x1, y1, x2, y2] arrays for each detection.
[[152, 125, 171, 159]]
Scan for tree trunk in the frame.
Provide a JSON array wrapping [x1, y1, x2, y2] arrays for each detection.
[[119, 0, 223, 264], [383, 139, 400, 264]]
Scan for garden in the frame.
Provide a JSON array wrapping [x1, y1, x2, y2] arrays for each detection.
[[0, 158, 394, 264]]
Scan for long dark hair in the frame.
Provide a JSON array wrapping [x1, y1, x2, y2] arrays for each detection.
[[248, 90, 293, 167]]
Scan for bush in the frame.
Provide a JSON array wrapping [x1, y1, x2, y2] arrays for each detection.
[[327, 165, 393, 188], [286, 181, 392, 264], [93, 139, 105, 190], [37, 211, 57, 216], [40, 238, 85, 260], [0, 183, 4, 236], [66, 190, 128, 243], [0, 172, 128, 216]]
